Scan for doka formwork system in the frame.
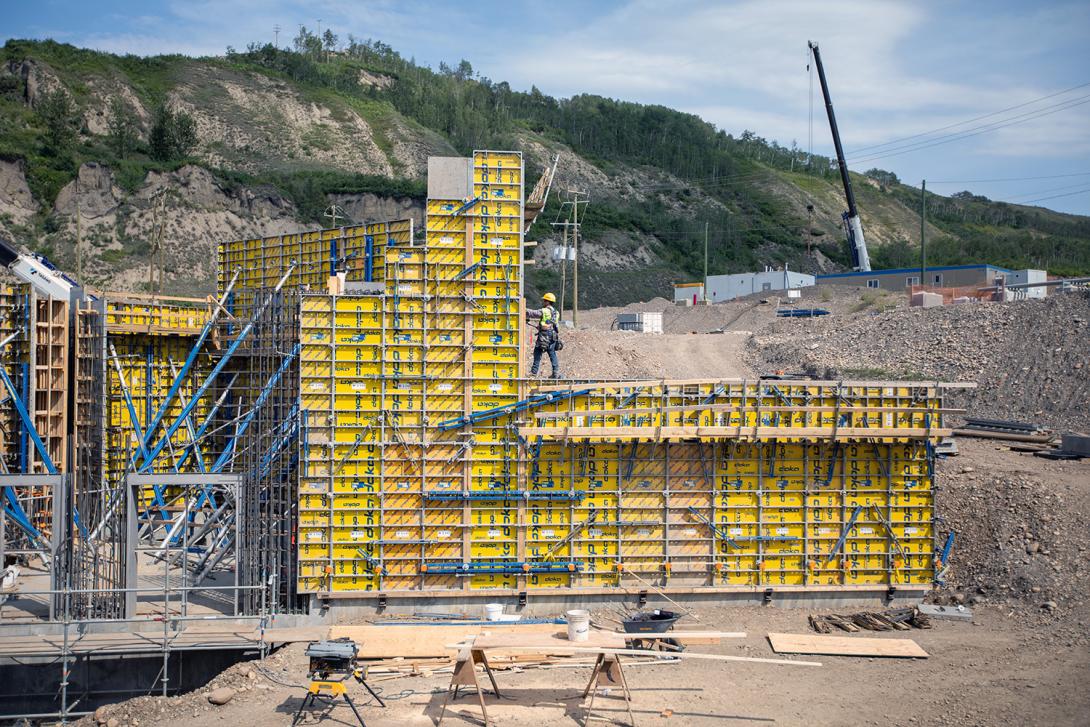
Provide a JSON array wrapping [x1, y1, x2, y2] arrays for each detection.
[[273, 152, 964, 610], [0, 149, 966, 718], [0, 289, 295, 722]]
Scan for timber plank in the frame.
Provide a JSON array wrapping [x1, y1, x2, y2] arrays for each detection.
[[329, 623, 562, 658]]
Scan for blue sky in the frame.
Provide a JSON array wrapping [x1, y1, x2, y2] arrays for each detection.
[[7, 0, 1090, 215]]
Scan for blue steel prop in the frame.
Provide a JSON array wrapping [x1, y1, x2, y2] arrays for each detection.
[[685, 506, 740, 550], [18, 362, 27, 472], [453, 262, 479, 281], [354, 548, 384, 574], [934, 531, 955, 584], [421, 560, 582, 575], [137, 267, 293, 473], [822, 504, 865, 566], [452, 196, 480, 216], [0, 366, 87, 540], [171, 373, 238, 472], [436, 388, 593, 432], [422, 490, 584, 501], [168, 360, 209, 474], [208, 343, 300, 474], [132, 271, 240, 468]]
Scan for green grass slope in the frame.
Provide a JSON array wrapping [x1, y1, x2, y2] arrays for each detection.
[[1, 37, 1088, 301]]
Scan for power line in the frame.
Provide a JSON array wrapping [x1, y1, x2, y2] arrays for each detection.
[[927, 171, 1090, 184], [849, 94, 1090, 165], [1001, 185, 1090, 206], [998, 180, 1090, 202], [845, 80, 1090, 156]]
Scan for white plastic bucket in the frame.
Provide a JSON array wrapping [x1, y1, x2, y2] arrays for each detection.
[[484, 603, 504, 621], [566, 609, 590, 641]]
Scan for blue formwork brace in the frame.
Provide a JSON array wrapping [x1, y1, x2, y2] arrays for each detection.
[[18, 361, 27, 472], [0, 366, 87, 540], [3, 487, 40, 542], [209, 343, 300, 473], [134, 271, 239, 466], [171, 374, 238, 472], [422, 560, 582, 575], [138, 268, 292, 473], [108, 343, 157, 497], [436, 388, 593, 432], [156, 366, 293, 547], [452, 196, 480, 216], [145, 342, 153, 429], [686, 506, 741, 550], [364, 235, 374, 282], [934, 532, 955, 584], [254, 403, 299, 480], [453, 262, 479, 281], [422, 490, 583, 502], [822, 504, 865, 567]]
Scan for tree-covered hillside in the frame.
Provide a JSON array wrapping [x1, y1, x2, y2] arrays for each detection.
[[1, 34, 1088, 301]]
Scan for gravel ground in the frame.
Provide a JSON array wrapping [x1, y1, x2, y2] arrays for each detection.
[[78, 287, 1090, 727], [81, 440, 1090, 727], [751, 289, 1090, 430]]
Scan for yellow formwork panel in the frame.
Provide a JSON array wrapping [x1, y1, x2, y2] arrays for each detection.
[[218, 220, 414, 317], [292, 154, 940, 597]]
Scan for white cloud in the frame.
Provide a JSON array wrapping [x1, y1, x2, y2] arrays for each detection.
[[42, 0, 1090, 212]]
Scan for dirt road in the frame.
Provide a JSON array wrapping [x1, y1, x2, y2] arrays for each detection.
[[91, 602, 1087, 727], [540, 328, 757, 381]]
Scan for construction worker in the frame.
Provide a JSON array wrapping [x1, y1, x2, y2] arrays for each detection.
[[526, 292, 562, 379]]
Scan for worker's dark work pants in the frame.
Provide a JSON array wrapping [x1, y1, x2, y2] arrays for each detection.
[[530, 346, 560, 377]]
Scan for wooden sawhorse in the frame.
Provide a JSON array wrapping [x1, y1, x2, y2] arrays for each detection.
[[582, 652, 635, 726], [437, 630, 630, 726], [438, 645, 501, 726]]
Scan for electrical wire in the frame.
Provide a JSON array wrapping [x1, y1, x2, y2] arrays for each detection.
[[845, 80, 1090, 156], [926, 171, 1090, 184], [848, 94, 1090, 164], [1001, 185, 1090, 205], [995, 180, 1090, 202]]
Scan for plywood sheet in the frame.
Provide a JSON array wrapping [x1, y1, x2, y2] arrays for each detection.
[[473, 630, 625, 651], [768, 632, 928, 658], [330, 623, 562, 658]]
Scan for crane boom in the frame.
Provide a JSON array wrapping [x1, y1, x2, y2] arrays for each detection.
[[808, 41, 871, 272]]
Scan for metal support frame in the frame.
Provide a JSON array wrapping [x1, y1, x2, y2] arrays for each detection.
[[125, 473, 243, 619]]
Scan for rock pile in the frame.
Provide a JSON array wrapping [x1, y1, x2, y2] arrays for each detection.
[[934, 464, 1090, 623], [753, 290, 1090, 430]]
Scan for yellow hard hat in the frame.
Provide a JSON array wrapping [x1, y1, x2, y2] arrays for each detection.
[[542, 292, 556, 303]]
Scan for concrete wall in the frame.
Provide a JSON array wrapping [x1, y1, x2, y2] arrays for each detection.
[[705, 271, 815, 302]]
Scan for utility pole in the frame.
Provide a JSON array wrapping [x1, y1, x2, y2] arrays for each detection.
[[570, 190, 585, 327], [703, 220, 709, 302], [150, 190, 166, 296], [75, 186, 82, 284], [558, 221, 569, 315], [274, 24, 281, 48], [323, 204, 346, 229], [920, 179, 927, 290]]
